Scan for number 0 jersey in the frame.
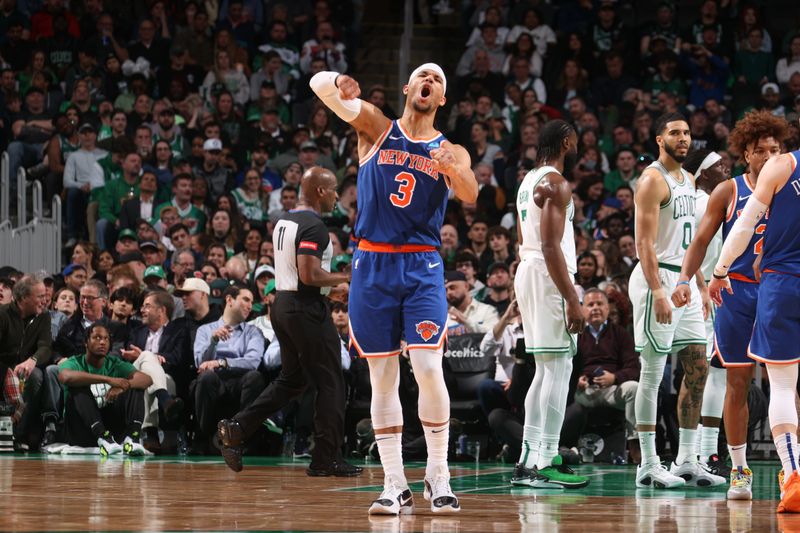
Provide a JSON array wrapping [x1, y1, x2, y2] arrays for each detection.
[[722, 174, 766, 280], [354, 120, 449, 246], [637, 161, 696, 268]]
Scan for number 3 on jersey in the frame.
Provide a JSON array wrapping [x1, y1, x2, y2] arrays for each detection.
[[390, 171, 416, 208]]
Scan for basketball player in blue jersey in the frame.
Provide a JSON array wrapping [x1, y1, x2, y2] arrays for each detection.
[[310, 64, 478, 515], [712, 138, 800, 513], [675, 111, 788, 501]]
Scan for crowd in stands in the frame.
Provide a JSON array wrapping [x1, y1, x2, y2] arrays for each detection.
[[1, 0, 799, 460]]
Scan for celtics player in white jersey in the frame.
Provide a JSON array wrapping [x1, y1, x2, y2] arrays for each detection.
[[511, 120, 588, 489], [629, 113, 725, 489], [672, 149, 729, 476]]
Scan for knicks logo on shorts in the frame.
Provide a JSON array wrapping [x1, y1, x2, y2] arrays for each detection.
[[415, 320, 440, 342]]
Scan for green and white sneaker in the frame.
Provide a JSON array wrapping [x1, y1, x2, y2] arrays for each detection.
[[123, 435, 146, 456], [98, 433, 123, 457], [536, 456, 590, 489], [727, 467, 753, 500]]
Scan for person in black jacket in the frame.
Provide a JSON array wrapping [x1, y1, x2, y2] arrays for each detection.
[[574, 288, 640, 462], [120, 289, 188, 452], [0, 275, 51, 450]]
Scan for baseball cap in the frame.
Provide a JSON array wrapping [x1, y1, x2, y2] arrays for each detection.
[[444, 270, 467, 283], [203, 138, 223, 151], [139, 240, 159, 251], [62, 263, 87, 277], [246, 107, 262, 122], [331, 254, 352, 272], [143, 265, 166, 280], [119, 251, 145, 264], [300, 140, 318, 151], [254, 264, 276, 280], [209, 278, 232, 306], [118, 228, 138, 241], [762, 83, 780, 95], [488, 262, 510, 275], [78, 122, 97, 133], [264, 279, 276, 296], [174, 277, 211, 295]]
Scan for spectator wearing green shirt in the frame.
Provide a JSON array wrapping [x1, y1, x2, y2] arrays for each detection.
[[96, 152, 142, 251], [734, 27, 776, 108], [604, 148, 639, 193], [154, 174, 208, 235], [58, 323, 153, 456]]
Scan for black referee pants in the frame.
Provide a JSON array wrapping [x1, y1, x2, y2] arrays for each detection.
[[235, 292, 345, 467]]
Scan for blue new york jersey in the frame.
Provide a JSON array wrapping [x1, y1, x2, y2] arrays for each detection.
[[761, 150, 800, 274], [722, 174, 766, 280], [354, 120, 449, 246]]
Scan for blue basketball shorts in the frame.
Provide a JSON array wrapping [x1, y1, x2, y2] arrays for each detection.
[[749, 272, 800, 365], [713, 277, 759, 367], [348, 249, 447, 357]]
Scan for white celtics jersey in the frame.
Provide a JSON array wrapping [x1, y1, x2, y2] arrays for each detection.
[[639, 161, 696, 267], [516, 165, 576, 274], [695, 188, 722, 280]]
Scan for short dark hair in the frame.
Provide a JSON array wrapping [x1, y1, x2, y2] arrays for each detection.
[[168, 223, 190, 238], [654, 112, 687, 137], [173, 173, 193, 186], [86, 322, 110, 341], [487, 225, 512, 241], [454, 251, 479, 271], [223, 281, 252, 301], [536, 119, 575, 165], [110, 286, 137, 304]]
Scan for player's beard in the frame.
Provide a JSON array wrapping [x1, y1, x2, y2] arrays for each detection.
[[663, 141, 687, 163], [412, 98, 435, 114], [447, 294, 465, 308], [563, 149, 578, 178]]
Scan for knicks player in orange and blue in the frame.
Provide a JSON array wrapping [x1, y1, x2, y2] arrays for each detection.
[[311, 63, 478, 515], [712, 145, 800, 513], [678, 111, 788, 500]]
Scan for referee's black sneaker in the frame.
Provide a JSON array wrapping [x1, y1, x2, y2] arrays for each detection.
[[306, 460, 364, 477], [217, 419, 245, 472]]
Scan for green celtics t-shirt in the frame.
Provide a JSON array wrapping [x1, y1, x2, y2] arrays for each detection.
[[59, 354, 136, 407], [155, 200, 207, 234]]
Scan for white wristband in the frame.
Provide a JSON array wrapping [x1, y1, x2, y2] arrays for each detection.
[[309, 71, 362, 122]]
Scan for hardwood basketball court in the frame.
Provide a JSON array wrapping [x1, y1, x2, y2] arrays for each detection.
[[0, 455, 793, 531]]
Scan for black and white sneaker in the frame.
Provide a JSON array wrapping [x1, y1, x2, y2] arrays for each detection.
[[703, 454, 732, 478], [423, 466, 461, 513], [368, 475, 414, 515]]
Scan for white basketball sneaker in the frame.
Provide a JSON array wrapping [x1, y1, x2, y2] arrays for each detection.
[[423, 465, 461, 513], [368, 475, 414, 515], [670, 460, 726, 487], [636, 461, 686, 489]]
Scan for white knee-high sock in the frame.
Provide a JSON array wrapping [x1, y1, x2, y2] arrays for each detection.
[[699, 366, 726, 462], [368, 356, 406, 487], [636, 347, 668, 465], [519, 356, 546, 469], [409, 349, 451, 479], [536, 354, 573, 470], [767, 364, 800, 477]]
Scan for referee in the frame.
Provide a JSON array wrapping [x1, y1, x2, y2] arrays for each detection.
[[218, 166, 362, 477]]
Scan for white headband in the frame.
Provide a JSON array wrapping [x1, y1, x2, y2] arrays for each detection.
[[696, 152, 722, 175], [408, 63, 447, 94]]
